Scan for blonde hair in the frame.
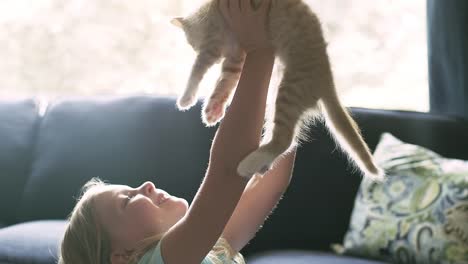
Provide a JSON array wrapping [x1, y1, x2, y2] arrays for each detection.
[[58, 178, 163, 264], [59, 178, 243, 264]]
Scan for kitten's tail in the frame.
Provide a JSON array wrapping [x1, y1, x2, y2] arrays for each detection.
[[320, 93, 385, 181]]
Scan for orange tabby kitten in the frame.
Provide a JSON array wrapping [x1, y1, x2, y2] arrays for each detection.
[[171, 0, 385, 181]]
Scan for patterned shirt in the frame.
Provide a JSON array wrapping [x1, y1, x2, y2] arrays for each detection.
[[137, 237, 245, 264]]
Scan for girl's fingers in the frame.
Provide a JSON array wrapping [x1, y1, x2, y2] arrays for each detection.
[[237, 0, 243, 11], [258, 0, 272, 15], [219, 0, 227, 18], [219, 0, 225, 12], [231, 0, 241, 16], [219, 0, 232, 26], [240, 0, 250, 12]]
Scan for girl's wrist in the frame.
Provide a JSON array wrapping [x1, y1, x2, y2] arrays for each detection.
[[245, 48, 275, 68], [246, 46, 275, 58]]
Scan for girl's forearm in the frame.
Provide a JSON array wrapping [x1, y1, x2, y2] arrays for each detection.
[[263, 147, 296, 185], [209, 48, 275, 177]]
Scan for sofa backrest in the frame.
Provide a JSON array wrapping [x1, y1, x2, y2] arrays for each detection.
[[0, 99, 40, 225], [2, 96, 468, 254], [16, 96, 217, 222]]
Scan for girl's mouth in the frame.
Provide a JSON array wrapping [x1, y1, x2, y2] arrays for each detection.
[[157, 192, 170, 205]]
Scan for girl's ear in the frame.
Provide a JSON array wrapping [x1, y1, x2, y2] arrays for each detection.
[[170, 17, 185, 28]]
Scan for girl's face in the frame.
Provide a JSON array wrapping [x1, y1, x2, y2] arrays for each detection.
[[94, 182, 189, 252]]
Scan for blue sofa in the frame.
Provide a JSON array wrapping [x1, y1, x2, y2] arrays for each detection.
[[1, 96, 467, 264]]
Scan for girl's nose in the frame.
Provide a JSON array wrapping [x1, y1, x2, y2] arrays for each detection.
[[140, 181, 156, 195]]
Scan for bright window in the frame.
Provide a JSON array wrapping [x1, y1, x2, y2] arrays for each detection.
[[0, 0, 428, 112]]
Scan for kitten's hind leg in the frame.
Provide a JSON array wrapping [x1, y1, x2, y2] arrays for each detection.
[[237, 83, 317, 179], [203, 54, 245, 126]]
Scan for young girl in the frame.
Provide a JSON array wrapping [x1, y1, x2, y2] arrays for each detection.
[[59, 0, 298, 263]]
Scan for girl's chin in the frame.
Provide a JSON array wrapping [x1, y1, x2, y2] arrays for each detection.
[[174, 197, 189, 208], [180, 199, 189, 210], [162, 196, 188, 210]]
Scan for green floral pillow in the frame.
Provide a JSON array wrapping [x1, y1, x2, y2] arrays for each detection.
[[335, 133, 468, 264]]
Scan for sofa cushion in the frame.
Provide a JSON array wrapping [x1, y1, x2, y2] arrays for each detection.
[[17, 96, 216, 222], [339, 133, 468, 263], [0, 99, 40, 225], [247, 251, 388, 264], [0, 220, 66, 264]]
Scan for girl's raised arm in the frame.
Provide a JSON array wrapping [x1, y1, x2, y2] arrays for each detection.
[[160, 1, 274, 263]]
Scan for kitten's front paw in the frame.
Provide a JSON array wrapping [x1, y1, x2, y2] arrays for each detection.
[[237, 149, 278, 180], [202, 101, 225, 126], [177, 93, 197, 111]]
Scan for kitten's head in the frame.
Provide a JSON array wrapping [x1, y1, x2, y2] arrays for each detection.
[[171, 14, 208, 52], [170, 2, 221, 53], [171, 7, 216, 52]]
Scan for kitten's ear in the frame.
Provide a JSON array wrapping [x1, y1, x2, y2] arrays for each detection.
[[170, 17, 185, 28]]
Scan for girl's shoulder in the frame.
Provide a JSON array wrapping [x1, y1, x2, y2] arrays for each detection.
[[138, 237, 245, 264]]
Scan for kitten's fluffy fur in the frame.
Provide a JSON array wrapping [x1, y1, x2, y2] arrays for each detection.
[[171, 0, 385, 181]]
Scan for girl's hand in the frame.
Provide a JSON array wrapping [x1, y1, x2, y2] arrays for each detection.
[[219, 0, 273, 54]]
